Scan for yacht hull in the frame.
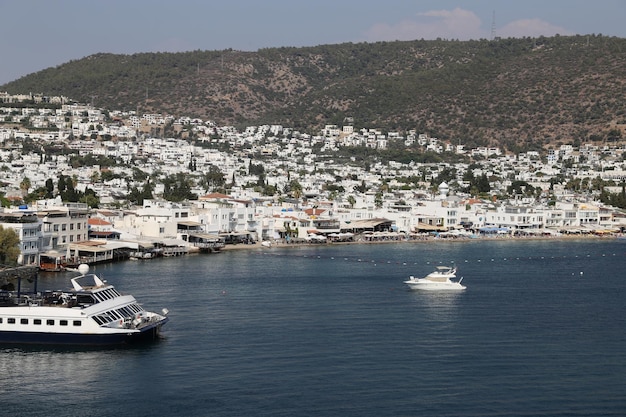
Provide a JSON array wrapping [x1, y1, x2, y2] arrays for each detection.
[[404, 280, 466, 291]]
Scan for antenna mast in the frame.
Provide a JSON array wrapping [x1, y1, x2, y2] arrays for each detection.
[[491, 10, 496, 40]]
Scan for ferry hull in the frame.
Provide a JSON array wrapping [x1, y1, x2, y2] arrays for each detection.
[[0, 318, 168, 346]]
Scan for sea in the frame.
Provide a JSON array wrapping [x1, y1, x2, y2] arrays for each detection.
[[1, 238, 625, 417]]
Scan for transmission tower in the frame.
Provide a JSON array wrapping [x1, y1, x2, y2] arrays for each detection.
[[491, 10, 496, 40]]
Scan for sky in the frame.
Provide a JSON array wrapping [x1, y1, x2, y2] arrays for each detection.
[[1, 0, 625, 85]]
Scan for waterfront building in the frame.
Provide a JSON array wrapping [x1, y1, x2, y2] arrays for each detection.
[[0, 210, 42, 266], [33, 199, 90, 251]]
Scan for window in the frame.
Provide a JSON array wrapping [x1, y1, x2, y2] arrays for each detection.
[[73, 320, 82, 326], [70, 223, 74, 230], [60, 320, 68, 326], [20, 318, 28, 324], [8, 318, 16, 324], [62, 224, 67, 231], [53, 224, 59, 232], [34, 319, 42, 325], [47, 319, 54, 325], [0, 318, 3, 323]]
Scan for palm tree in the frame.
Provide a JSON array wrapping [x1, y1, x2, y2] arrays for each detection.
[[289, 180, 302, 199], [20, 177, 31, 196]]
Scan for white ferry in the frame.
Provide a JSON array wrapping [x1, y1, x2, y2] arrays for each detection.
[[0, 264, 169, 346]]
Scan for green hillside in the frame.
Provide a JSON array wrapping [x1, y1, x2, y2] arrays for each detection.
[[3, 35, 625, 150]]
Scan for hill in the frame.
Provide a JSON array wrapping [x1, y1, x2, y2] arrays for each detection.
[[2, 35, 625, 151]]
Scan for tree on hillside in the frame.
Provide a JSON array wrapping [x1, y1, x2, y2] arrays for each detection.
[[20, 177, 31, 195], [44, 178, 54, 198], [0, 226, 20, 266], [79, 188, 100, 208], [0, 192, 10, 208], [128, 181, 154, 206], [162, 173, 197, 202], [374, 191, 383, 209], [199, 165, 226, 193], [288, 180, 303, 199]]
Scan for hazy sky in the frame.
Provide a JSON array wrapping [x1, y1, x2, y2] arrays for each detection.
[[1, 0, 625, 85]]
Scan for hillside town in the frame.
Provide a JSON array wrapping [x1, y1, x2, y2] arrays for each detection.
[[1, 92, 625, 269]]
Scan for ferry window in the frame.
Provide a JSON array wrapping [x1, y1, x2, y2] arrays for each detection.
[[92, 316, 105, 325], [109, 310, 123, 319], [0, 318, 2, 323], [60, 320, 68, 326], [73, 321, 81, 326], [34, 319, 42, 325], [47, 319, 54, 325], [77, 294, 95, 305], [20, 318, 28, 324], [8, 318, 16, 324]]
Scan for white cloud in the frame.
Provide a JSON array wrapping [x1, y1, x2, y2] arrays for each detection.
[[364, 8, 574, 42], [498, 19, 574, 38], [364, 8, 487, 42]]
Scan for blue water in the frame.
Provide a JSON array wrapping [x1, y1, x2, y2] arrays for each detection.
[[2, 239, 626, 416]]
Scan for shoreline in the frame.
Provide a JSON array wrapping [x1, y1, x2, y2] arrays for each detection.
[[219, 233, 620, 252]]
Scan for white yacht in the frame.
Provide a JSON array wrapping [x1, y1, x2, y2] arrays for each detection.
[[0, 264, 169, 346], [404, 266, 466, 291]]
